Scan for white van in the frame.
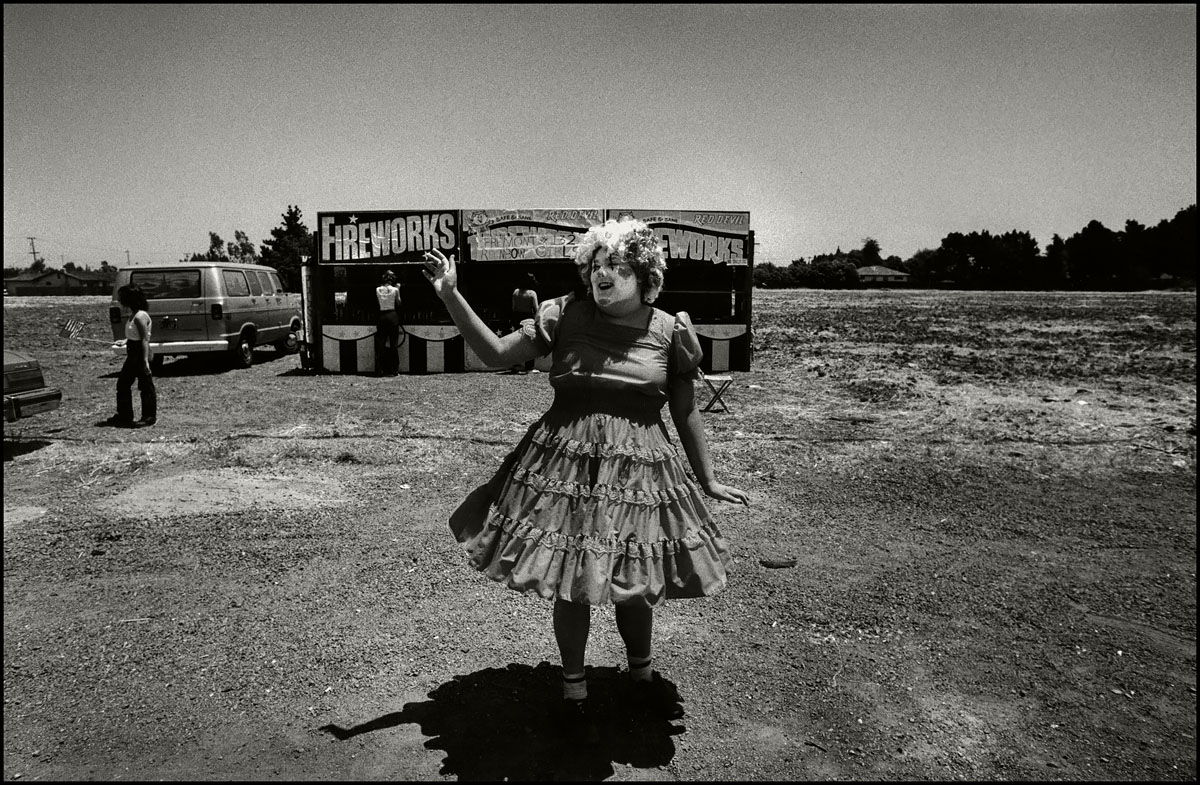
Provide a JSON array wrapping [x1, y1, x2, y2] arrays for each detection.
[[110, 262, 302, 369]]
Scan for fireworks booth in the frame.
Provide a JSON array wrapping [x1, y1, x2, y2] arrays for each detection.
[[299, 208, 752, 375]]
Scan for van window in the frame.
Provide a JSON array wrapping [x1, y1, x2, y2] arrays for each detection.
[[246, 271, 263, 296], [222, 270, 250, 297], [130, 270, 201, 299], [268, 272, 286, 293], [254, 270, 274, 295]]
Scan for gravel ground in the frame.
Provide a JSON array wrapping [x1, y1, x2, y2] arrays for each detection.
[[3, 290, 1196, 780]]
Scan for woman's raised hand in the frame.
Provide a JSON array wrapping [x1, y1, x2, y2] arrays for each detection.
[[422, 249, 458, 299]]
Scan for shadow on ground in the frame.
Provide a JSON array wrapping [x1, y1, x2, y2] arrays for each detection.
[[3, 437, 52, 461], [319, 662, 683, 781], [97, 351, 297, 379]]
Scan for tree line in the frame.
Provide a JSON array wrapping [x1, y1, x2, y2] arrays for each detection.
[[3, 205, 312, 292], [2, 256, 117, 279], [8, 203, 1193, 294], [177, 205, 311, 291], [754, 203, 1196, 290]]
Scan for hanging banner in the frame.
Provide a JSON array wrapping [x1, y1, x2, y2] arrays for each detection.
[[606, 209, 750, 265], [461, 208, 603, 262], [317, 210, 459, 264]]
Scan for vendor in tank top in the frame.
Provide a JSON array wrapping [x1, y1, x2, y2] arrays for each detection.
[[374, 269, 403, 376]]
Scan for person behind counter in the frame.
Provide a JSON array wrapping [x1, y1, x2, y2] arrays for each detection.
[[510, 273, 540, 373], [375, 269, 403, 376]]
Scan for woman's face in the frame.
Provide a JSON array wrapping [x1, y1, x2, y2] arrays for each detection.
[[589, 247, 641, 312]]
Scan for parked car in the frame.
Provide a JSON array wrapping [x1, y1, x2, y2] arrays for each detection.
[[109, 262, 303, 369], [3, 349, 63, 422]]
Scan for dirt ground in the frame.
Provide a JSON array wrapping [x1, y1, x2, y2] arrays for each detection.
[[3, 290, 1196, 781]]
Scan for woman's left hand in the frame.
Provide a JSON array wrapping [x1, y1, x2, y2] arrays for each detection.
[[422, 249, 458, 300], [702, 481, 750, 506]]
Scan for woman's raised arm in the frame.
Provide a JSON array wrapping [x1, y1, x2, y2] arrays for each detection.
[[422, 248, 542, 369]]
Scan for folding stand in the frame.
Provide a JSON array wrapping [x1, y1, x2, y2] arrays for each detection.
[[700, 372, 733, 413]]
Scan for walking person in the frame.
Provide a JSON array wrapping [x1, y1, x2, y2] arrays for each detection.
[[510, 272, 539, 373], [422, 218, 748, 732], [104, 284, 157, 428], [375, 269, 402, 376]]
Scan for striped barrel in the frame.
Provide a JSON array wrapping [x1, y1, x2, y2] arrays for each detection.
[[322, 323, 742, 374], [321, 324, 551, 374], [693, 324, 749, 373]]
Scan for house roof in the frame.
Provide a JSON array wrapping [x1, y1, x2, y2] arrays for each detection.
[[6, 268, 114, 282], [70, 269, 116, 281], [856, 265, 909, 277]]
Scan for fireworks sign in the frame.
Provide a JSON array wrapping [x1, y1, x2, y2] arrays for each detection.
[[608, 209, 750, 265], [318, 210, 459, 264]]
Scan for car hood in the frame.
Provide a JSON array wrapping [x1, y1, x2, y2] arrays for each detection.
[[4, 349, 38, 371]]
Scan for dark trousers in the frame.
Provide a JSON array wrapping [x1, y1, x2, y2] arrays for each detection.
[[117, 340, 157, 421], [376, 311, 401, 375]]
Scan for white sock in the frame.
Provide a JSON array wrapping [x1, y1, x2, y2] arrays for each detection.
[[628, 655, 653, 682], [562, 671, 587, 700]]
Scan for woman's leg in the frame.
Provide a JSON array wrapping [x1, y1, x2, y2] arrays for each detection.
[[553, 598, 591, 699], [553, 597, 591, 673], [136, 366, 157, 422], [614, 599, 653, 663], [115, 356, 136, 422], [616, 599, 682, 718]]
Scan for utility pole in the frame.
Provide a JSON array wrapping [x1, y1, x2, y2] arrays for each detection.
[[125, 250, 131, 266], [27, 237, 39, 266]]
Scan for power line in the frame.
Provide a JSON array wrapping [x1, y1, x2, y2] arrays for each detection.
[[3, 234, 185, 257]]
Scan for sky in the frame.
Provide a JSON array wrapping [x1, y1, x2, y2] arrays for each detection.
[[3, 3, 1196, 269]]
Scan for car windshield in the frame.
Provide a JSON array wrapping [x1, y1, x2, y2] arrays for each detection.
[[130, 270, 201, 299]]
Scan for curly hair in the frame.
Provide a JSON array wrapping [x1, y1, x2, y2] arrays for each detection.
[[572, 218, 666, 304], [117, 284, 149, 313]]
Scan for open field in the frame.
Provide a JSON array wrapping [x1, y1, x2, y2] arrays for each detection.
[[3, 288, 1196, 780]]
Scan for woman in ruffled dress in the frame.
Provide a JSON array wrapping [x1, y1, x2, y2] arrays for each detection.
[[422, 218, 748, 727]]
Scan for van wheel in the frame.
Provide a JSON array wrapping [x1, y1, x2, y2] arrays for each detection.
[[233, 335, 254, 368], [275, 329, 299, 354], [150, 355, 165, 372]]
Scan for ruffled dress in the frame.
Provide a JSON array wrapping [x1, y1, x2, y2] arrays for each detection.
[[448, 293, 732, 606]]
